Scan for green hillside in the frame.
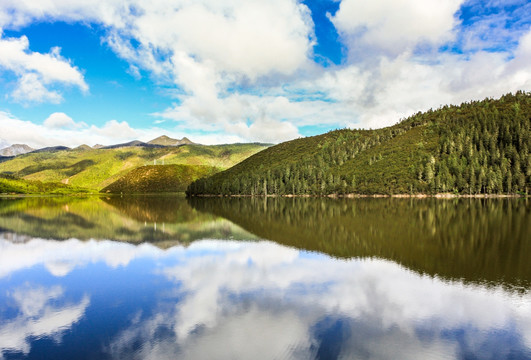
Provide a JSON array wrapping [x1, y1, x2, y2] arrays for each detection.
[[101, 164, 218, 194], [188, 92, 531, 196], [0, 143, 269, 191], [0, 174, 90, 195]]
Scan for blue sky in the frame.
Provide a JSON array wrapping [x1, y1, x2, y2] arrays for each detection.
[[0, 0, 530, 148]]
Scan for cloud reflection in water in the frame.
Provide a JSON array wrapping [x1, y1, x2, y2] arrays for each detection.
[[0, 236, 529, 359]]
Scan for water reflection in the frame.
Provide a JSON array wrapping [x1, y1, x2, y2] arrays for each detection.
[[0, 284, 89, 357], [189, 197, 531, 289], [0, 196, 529, 359], [0, 239, 529, 359], [0, 196, 257, 245]]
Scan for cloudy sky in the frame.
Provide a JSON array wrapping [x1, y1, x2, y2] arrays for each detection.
[[0, 0, 530, 147]]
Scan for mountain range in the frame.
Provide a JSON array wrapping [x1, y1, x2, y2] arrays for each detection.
[[0, 135, 196, 154], [0, 136, 269, 194]]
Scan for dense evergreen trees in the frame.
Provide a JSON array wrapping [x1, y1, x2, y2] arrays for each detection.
[[187, 92, 530, 196]]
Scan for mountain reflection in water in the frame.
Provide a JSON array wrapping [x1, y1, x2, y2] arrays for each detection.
[[0, 196, 529, 359]]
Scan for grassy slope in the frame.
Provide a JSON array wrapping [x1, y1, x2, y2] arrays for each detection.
[[0, 176, 90, 195], [101, 164, 218, 193], [0, 143, 269, 191]]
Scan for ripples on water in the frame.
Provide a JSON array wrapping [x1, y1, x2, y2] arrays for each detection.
[[0, 196, 529, 359]]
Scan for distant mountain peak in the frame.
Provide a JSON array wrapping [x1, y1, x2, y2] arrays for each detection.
[[75, 144, 92, 151], [148, 135, 195, 146], [0, 144, 34, 157]]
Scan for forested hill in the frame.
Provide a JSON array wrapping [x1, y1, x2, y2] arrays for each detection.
[[187, 92, 531, 196]]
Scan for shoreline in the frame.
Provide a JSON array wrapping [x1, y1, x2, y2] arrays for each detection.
[[189, 193, 527, 199], [2, 192, 527, 199]]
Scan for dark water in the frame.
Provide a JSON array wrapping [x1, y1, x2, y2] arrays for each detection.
[[0, 196, 529, 359]]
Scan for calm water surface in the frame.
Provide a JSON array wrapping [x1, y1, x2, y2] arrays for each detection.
[[0, 196, 529, 359]]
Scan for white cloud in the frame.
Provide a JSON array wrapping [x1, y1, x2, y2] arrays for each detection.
[[0, 138, 9, 150], [0, 0, 530, 142], [0, 32, 88, 104], [44, 112, 85, 129], [0, 111, 242, 148], [11, 73, 63, 104], [331, 0, 463, 57], [0, 0, 313, 142]]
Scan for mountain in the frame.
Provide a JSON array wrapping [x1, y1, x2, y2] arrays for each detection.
[[0, 144, 34, 156], [31, 146, 71, 153], [101, 164, 218, 194], [0, 143, 269, 191], [75, 144, 92, 151], [187, 92, 531, 196], [148, 135, 195, 146], [102, 140, 164, 149]]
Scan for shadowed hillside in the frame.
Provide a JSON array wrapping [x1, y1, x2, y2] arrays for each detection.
[[101, 164, 218, 194]]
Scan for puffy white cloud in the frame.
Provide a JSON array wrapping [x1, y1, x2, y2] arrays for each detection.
[[0, 0, 313, 82], [156, 93, 303, 143], [0, 0, 313, 142], [331, 0, 463, 57], [0, 0, 530, 143], [0, 32, 88, 104], [44, 112, 85, 129], [11, 73, 63, 104]]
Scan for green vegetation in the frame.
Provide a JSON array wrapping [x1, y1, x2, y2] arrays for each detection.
[[101, 164, 219, 194], [0, 143, 269, 191], [0, 174, 90, 195], [188, 92, 531, 196]]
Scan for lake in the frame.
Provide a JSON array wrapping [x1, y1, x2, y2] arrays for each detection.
[[0, 196, 529, 359]]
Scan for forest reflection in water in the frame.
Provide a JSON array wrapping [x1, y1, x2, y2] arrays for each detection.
[[189, 196, 531, 289], [0, 195, 529, 359], [0, 195, 529, 288]]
